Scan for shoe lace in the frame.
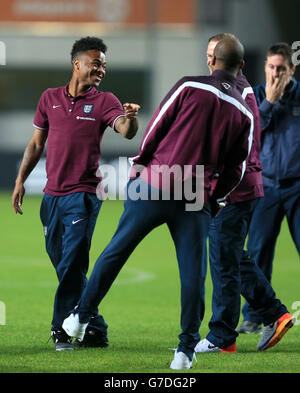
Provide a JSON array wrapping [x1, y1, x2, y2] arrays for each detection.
[[192, 352, 198, 363], [46, 330, 56, 344], [49, 330, 72, 344]]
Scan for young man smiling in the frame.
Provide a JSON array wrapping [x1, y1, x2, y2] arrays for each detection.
[[12, 37, 140, 351]]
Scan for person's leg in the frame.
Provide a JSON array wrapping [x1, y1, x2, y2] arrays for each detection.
[[40, 193, 63, 272], [239, 249, 295, 350], [242, 187, 284, 323], [76, 193, 109, 344], [249, 180, 300, 350], [52, 192, 102, 330], [282, 179, 300, 256], [77, 179, 167, 323], [207, 200, 256, 348], [167, 202, 211, 360], [240, 250, 288, 325], [40, 193, 73, 350], [200, 197, 288, 350]]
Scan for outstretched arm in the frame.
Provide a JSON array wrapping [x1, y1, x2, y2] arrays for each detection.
[[114, 103, 140, 139], [12, 128, 48, 214]]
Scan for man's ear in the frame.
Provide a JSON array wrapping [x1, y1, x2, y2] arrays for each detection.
[[73, 58, 81, 72], [240, 59, 245, 70], [290, 64, 296, 76], [211, 55, 217, 66]]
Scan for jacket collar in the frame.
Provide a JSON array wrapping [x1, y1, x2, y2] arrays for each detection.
[[212, 69, 237, 85]]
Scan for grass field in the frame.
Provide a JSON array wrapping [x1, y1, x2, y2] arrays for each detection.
[[0, 192, 299, 374]]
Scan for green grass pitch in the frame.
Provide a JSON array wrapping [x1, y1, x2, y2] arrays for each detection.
[[0, 192, 299, 373]]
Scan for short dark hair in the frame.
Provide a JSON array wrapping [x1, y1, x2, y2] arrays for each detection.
[[267, 42, 294, 68], [208, 33, 237, 43], [71, 36, 107, 63]]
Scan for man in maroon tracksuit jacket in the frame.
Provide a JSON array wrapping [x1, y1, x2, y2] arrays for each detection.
[[195, 33, 294, 355], [62, 38, 253, 370]]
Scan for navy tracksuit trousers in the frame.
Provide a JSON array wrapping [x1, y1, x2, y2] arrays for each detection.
[[77, 179, 211, 360], [207, 198, 288, 348], [242, 180, 300, 323], [40, 192, 107, 333]]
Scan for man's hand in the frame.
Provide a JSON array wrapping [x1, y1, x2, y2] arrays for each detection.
[[123, 103, 141, 119], [115, 103, 141, 139], [12, 181, 25, 215], [265, 72, 289, 104]]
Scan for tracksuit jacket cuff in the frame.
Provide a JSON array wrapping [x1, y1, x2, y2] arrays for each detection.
[[259, 98, 274, 114]]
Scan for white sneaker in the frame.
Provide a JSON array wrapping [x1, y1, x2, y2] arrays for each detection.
[[195, 338, 237, 353], [62, 313, 88, 341], [194, 338, 221, 353], [169, 349, 194, 370]]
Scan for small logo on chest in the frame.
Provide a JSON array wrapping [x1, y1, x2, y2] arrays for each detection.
[[83, 104, 94, 114], [222, 82, 231, 90]]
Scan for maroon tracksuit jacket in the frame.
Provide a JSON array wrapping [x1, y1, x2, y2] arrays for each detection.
[[130, 70, 254, 205]]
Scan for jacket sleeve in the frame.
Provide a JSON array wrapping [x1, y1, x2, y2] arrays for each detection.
[[258, 99, 274, 131], [212, 114, 254, 203], [254, 85, 273, 131]]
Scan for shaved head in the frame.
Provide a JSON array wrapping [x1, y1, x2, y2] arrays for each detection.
[[213, 37, 245, 75]]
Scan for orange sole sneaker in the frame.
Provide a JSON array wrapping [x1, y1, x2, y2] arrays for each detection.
[[259, 313, 296, 351], [221, 342, 237, 353]]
